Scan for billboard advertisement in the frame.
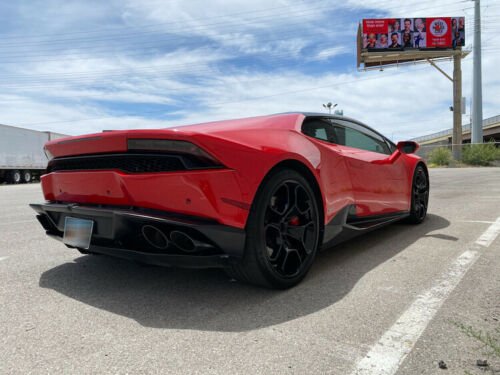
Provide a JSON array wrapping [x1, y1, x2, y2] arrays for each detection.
[[362, 17, 465, 50]]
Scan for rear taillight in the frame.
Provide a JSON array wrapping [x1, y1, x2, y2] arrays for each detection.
[[44, 147, 54, 161], [127, 139, 222, 167]]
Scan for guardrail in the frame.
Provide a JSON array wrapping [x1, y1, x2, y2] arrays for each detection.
[[412, 114, 500, 143]]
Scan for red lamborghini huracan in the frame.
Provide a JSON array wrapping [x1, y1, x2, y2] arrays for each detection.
[[31, 113, 429, 288]]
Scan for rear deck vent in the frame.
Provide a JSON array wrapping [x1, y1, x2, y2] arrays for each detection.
[[47, 153, 188, 173]]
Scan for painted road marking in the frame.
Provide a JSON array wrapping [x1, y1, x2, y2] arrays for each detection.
[[461, 220, 495, 224], [351, 217, 500, 375], [0, 256, 8, 262], [475, 217, 500, 247], [0, 219, 35, 226]]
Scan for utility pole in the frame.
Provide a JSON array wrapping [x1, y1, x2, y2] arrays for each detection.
[[472, 0, 483, 143], [453, 53, 463, 160]]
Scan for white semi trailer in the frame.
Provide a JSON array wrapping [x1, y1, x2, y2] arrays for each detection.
[[0, 124, 67, 184]]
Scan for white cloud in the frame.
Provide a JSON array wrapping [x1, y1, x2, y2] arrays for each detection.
[[0, 0, 498, 143], [314, 46, 349, 60]]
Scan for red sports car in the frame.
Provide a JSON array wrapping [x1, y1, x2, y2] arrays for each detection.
[[31, 113, 429, 288]]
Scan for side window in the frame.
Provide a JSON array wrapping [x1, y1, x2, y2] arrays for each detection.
[[315, 128, 328, 141], [333, 120, 391, 154], [301, 119, 338, 143], [385, 139, 397, 153], [302, 118, 392, 155], [345, 128, 387, 153], [331, 125, 346, 145]]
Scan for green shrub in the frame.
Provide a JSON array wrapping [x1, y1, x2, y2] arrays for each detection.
[[427, 147, 452, 166], [462, 142, 499, 166]]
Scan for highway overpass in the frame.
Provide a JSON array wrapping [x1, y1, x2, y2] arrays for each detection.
[[412, 114, 500, 146]]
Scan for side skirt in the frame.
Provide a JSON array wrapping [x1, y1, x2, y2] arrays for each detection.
[[322, 206, 409, 249]]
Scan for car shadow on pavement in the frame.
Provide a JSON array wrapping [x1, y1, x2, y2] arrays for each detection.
[[39, 214, 451, 332]]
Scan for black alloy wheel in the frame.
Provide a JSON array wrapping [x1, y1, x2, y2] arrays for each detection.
[[226, 169, 321, 289], [264, 180, 318, 278], [407, 165, 429, 224]]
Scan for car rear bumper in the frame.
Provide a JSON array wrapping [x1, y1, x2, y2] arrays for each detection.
[[40, 169, 252, 229], [30, 202, 246, 268]]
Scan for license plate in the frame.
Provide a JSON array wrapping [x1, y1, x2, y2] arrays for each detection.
[[63, 217, 94, 249]]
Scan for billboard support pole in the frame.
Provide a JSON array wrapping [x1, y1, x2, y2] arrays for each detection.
[[452, 53, 462, 160], [359, 17, 470, 157], [426, 59, 453, 82], [426, 55, 462, 160]]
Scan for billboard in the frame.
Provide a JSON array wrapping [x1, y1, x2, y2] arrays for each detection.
[[362, 17, 465, 50]]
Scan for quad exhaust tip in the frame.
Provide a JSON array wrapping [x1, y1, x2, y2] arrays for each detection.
[[141, 226, 213, 253], [170, 230, 198, 253], [141, 225, 169, 250], [170, 230, 214, 253]]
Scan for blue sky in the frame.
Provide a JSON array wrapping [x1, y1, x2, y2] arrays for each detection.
[[1, 0, 499, 141]]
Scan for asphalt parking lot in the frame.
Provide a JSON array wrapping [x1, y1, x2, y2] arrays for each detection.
[[0, 168, 499, 374]]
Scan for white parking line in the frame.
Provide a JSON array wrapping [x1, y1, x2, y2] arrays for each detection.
[[0, 219, 35, 226], [461, 220, 495, 224], [0, 256, 8, 262], [351, 217, 500, 375], [475, 217, 500, 247]]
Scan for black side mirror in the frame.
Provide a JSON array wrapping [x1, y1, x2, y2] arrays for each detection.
[[396, 141, 419, 154]]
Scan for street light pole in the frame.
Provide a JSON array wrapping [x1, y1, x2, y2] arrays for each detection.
[[322, 102, 337, 114]]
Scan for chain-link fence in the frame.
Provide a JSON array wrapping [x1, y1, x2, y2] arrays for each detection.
[[416, 142, 500, 166]]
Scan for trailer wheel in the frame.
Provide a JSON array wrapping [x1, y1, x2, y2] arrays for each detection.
[[22, 170, 32, 183], [8, 170, 22, 184]]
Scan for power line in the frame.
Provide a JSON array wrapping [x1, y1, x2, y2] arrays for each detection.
[[0, 1, 334, 41], [0, 43, 352, 87], [14, 61, 472, 127], [0, 0, 472, 57], [0, 15, 474, 67], [0, 0, 470, 44], [0, 20, 342, 62], [0, 4, 335, 49], [0, 0, 486, 128]]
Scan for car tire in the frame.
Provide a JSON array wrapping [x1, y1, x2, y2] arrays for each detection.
[[226, 169, 321, 289], [406, 164, 429, 224], [8, 170, 22, 184], [22, 170, 32, 183]]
